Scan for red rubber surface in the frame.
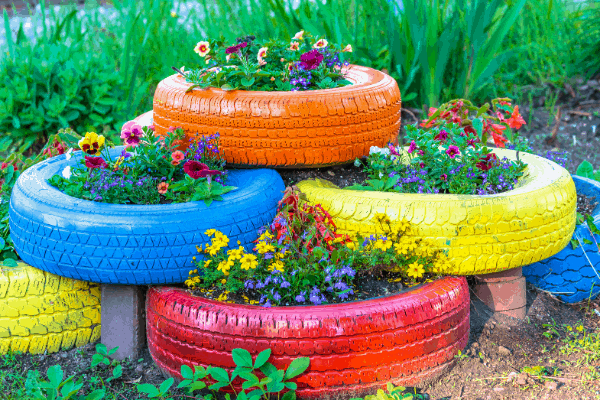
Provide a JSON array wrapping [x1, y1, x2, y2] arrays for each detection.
[[146, 277, 469, 399]]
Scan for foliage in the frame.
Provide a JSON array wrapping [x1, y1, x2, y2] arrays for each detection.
[[0, 11, 128, 154], [186, 187, 448, 306], [349, 121, 527, 196], [0, 128, 81, 266], [48, 125, 234, 206], [25, 364, 106, 400], [184, 31, 352, 91], [351, 382, 427, 400], [576, 160, 600, 182]]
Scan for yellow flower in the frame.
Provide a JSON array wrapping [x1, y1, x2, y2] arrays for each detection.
[[221, 279, 227, 284], [196, 245, 202, 253], [313, 38, 328, 49], [255, 242, 275, 254], [170, 11, 177, 18], [78, 132, 105, 155], [576, 325, 584, 332], [259, 231, 274, 240], [204, 229, 217, 236], [268, 260, 285, 273], [204, 260, 211, 268], [373, 238, 392, 251], [394, 243, 407, 256], [374, 212, 390, 224], [346, 241, 357, 250], [194, 41, 210, 57], [240, 254, 258, 270], [407, 262, 425, 279], [217, 292, 228, 302], [217, 260, 233, 276], [227, 247, 244, 261]]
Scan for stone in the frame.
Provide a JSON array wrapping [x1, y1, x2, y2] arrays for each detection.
[[493, 387, 505, 393], [544, 381, 558, 390], [516, 373, 529, 385], [101, 285, 147, 361], [474, 267, 527, 319], [498, 346, 512, 356], [506, 372, 518, 383]]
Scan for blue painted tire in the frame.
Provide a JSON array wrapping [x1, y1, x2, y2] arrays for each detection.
[[8, 147, 285, 285], [523, 175, 600, 303]]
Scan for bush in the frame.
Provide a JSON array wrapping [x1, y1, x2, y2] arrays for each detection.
[[0, 40, 127, 154]]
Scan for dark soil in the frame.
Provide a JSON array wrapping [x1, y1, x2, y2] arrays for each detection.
[[578, 194, 599, 216]]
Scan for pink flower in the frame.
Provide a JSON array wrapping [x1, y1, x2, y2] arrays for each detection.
[[225, 42, 248, 54], [148, 125, 155, 131], [388, 144, 400, 156], [121, 121, 144, 148], [434, 130, 448, 142], [407, 141, 417, 153], [446, 145, 460, 159], [289, 42, 299, 51], [1, 162, 7, 170], [440, 174, 447, 181], [419, 162, 425, 168], [299, 49, 324, 70], [418, 150, 424, 156], [171, 151, 185, 162], [183, 161, 222, 180]]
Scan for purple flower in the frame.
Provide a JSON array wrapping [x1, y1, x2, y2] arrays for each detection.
[[273, 292, 281, 301], [295, 294, 306, 303], [408, 140, 417, 154], [280, 281, 290, 288], [446, 145, 460, 159]]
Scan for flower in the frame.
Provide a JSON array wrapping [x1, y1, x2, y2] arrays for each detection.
[[475, 153, 498, 171], [84, 156, 108, 169], [342, 44, 352, 52], [61, 166, 72, 179], [299, 49, 324, 70], [313, 38, 328, 49], [507, 106, 526, 129], [171, 160, 180, 166], [194, 41, 210, 57], [445, 145, 460, 159], [440, 174, 447, 181], [255, 242, 275, 254], [78, 132, 105, 155], [289, 41, 300, 51], [217, 260, 233, 276], [225, 41, 248, 54], [258, 47, 268, 59], [183, 160, 222, 179], [293, 30, 304, 40], [407, 262, 425, 279], [268, 260, 285, 273], [407, 140, 417, 153], [434, 130, 448, 142], [240, 254, 258, 270], [120, 121, 144, 148], [157, 182, 169, 194], [171, 151, 184, 162]]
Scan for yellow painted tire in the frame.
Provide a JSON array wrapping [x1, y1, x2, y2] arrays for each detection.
[[0, 262, 101, 355], [296, 149, 576, 275]]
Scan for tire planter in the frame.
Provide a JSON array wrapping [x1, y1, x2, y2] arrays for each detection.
[[0, 261, 100, 355], [146, 277, 470, 399], [9, 147, 285, 285], [523, 175, 600, 303], [152, 65, 401, 168], [297, 149, 576, 276]]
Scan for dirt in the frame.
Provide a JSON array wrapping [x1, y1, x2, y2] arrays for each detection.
[[578, 194, 598, 216]]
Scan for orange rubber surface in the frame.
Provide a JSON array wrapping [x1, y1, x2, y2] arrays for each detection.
[[152, 65, 401, 168], [146, 277, 469, 399]]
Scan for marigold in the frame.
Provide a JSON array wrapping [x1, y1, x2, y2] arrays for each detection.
[[240, 254, 258, 270], [407, 262, 425, 279], [255, 241, 275, 254]]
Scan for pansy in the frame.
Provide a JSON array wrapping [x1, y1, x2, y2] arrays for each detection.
[[78, 132, 105, 155], [84, 156, 108, 169], [120, 121, 144, 148]]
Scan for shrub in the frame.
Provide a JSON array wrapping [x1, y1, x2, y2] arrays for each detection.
[[0, 41, 127, 154]]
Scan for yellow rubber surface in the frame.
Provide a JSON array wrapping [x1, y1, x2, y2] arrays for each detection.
[[0, 262, 101, 354], [296, 149, 576, 275]]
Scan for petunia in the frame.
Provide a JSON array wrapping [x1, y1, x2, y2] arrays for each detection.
[[299, 49, 323, 70], [84, 156, 108, 169], [434, 130, 449, 142], [445, 145, 460, 159], [257, 47, 268, 59], [293, 30, 304, 40], [407, 140, 417, 154], [78, 132, 105, 155], [289, 41, 299, 51], [313, 38, 328, 49], [225, 41, 248, 54], [157, 182, 169, 194], [171, 150, 185, 162], [342, 44, 352, 53], [194, 41, 210, 57]]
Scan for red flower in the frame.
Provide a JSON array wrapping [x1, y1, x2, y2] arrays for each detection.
[[434, 130, 449, 142], [1, 162, 7, 170], [467, 138, 477, 148], [225, 42, 248, 54], [506, 106, 526, 130], [157, 182, 169, 194], [476, 153, 498, 171], [183, 160, 222, 179], [299, 49, 324, 71], [85, 156, 108, 169], [491, 124, 509, 148]]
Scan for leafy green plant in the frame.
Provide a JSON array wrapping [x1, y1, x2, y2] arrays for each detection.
[[90, 344, 123, 384], [24, 365, 106, 400], [576, 160, 600, 182], [137, 348, 309, 400]]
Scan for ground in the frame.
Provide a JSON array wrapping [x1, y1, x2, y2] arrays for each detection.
[[1, 82, 600, 400]]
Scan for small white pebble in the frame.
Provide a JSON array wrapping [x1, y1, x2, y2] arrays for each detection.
[[573, 135, 577, 146]]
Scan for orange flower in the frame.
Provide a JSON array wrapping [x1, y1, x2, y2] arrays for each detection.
[[342, 44, 352, 53], [506, 106, 526, 130], [289, 42, 299, 51], [491, 124, 509, 148], [157, 182, 169, 194], [171, 160, 180, 166]]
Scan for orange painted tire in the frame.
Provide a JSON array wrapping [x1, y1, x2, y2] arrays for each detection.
[[152, 65, 401, 168], [146, 277, 469, 399]]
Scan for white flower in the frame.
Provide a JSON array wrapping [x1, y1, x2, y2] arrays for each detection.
[[293, 30, 304, 40], [65, 148, 73, 160], [62, 166, 71, 179], [369, 146, 390, 156], [313, 38, 328, 49]]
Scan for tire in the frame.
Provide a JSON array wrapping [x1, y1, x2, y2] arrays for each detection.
[[296, 149, 576, 275], [146, 277, 469, 399], [523, 175, 600, 303], [152, 65, 401, 168], [0, 262, 101, 355], [9, 148, 285, 285]]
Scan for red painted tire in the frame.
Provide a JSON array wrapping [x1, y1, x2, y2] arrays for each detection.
[[146, 277, 469, 399]]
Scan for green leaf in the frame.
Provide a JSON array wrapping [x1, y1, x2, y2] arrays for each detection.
[[240, 77, 256, 87], [137, 383, 160, 397], [232, 348, 254, 368], [571, 239, 580, 250], [208, 381, 229, 391], [208, 366, 230, 383], [159, 378, 174, 394], [1, 259, 18, 267], [180, 365, 194, 380], [253, 348, 271, 369], [259, 362, 278, 377], [576, 160, 595, 180], [46, 365, 63, 388], [284, 381, 297, 390], [281, 391, 297, 400], [84, 389, 106, 400], [472, 118, 483, 140], [583, 238, 593, 245], [284, 357, 310, 380]]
